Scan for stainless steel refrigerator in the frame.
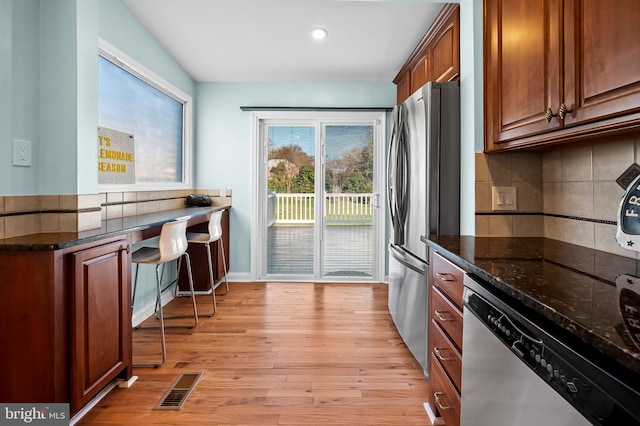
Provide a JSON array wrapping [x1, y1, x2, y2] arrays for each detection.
[[387, 81, 460, 374]]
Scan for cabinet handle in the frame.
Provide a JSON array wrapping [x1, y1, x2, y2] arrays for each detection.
[[436, 272, 455, 282], [546, 104, 572, 122], [434, 392, 451, 410], [121, 244, 131, 254], [434, 310, 454, 322], [434, 347, 453, 361], [558, 103, 572, 120]]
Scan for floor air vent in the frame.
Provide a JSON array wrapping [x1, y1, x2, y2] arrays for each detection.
[[155, 371, 203, 410]]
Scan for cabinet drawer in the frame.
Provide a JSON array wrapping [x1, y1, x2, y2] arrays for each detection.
[[432, 252, 464, 310], [430, 352, 461, 426], [430, 320, 462, 392], [431, 287, 463, 351]]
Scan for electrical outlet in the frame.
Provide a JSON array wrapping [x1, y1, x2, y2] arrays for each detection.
[[13, 139, 32, 167]]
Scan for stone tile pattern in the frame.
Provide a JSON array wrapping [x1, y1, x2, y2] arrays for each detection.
[[476, 135, 640, 258], [0, 189, 231, 239]]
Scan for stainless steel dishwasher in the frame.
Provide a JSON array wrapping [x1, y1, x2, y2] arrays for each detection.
[[461, 274, 640, 426]]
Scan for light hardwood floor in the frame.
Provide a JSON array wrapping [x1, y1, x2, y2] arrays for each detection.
[[78, 282, 431, 425]]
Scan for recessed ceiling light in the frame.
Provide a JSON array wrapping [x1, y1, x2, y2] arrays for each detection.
[[311, 27, 328, 40]]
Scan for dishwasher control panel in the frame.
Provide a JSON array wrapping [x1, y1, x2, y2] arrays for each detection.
[[467, 292, 589, 403], [464, 275, 640, 425]]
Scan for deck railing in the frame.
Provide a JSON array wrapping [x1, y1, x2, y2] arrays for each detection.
[[267, 192, 373, 225]]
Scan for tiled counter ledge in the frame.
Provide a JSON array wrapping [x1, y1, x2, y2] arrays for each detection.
[[0, 204, 231, 251], [425, 236, 640, 383]]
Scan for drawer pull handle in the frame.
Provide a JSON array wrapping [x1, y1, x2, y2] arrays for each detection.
[[434, 392, 451, 410], [436, 272, 455, 282], [434, 310, 454, 322], [434, 347, 453, 361]]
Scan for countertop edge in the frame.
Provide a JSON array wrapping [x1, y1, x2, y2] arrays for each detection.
[[0, 205, 231, 251], [425, 237, 640, 380]]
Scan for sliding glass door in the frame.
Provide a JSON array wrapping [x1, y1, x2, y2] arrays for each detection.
[[322, 124, 374, 278], [266, 125, 316, 276], [254, 111, 385, 282]]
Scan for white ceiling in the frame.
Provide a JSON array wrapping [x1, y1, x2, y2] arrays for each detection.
[[121, 0, 447, 82]]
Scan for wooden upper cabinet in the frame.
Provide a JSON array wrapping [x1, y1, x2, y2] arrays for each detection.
[[395, 70, 411, 106], [484, 0, 563, 149], [393, 4, 460, 104], [411, 57, 429, 95], [485, 0, 640, 152], [563, 0, 640, 128], [429, 5, 460, 83]]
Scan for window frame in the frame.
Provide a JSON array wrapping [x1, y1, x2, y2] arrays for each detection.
[[98, 38, 193, 192]]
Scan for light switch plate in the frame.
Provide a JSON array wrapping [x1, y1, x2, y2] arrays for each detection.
[[13, 139, 32, 167], [492, 186, 517, 211]]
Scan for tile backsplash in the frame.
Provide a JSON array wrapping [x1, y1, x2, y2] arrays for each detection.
[[476, 135, 640, 258], [0, 189, 232, 239]]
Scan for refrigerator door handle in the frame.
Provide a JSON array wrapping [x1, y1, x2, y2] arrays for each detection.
[[388, 104, 407, 245], [387, 116, 398, 222], [389, 245, 426, 275]]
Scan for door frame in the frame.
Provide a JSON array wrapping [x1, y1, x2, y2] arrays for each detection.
[[250, 110, 387, 282]]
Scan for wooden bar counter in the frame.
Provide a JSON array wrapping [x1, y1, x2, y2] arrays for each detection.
[[0, 205, 230, 417]]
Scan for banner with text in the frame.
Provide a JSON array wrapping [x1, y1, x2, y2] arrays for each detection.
[[98, 126, 135, 184]]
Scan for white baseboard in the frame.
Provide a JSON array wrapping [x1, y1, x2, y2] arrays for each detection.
[[227, 272, 251, 282], [424, 402, 445, 425], [132, 285, 176, 327]]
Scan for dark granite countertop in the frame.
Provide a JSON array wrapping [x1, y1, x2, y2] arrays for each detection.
[[0, 204, 231, 251], [425, 236, 640, 381]]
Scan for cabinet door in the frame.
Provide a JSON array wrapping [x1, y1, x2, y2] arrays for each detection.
[[563, 0, 640, 127], [429, 6, 459, 83], [395, 70, 411, 105], [411, 56, 429, 94], [485, 0, 563, 150], [70, 240, 131, 413]]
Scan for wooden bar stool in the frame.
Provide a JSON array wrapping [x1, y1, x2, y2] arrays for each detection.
[[186, 209, 229, 316], [131, 216, 198, 367]]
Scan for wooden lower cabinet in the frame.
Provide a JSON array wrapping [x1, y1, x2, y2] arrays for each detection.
[[430, 352, 461, 426], [70, 240, 132, 413], [427, 251, 465, 426], [0, 238, 133, 417], [430, 320, 462, 393]]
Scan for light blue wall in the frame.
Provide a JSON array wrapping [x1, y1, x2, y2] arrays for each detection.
[[39, 0, 86, 194], [195, 82, 397, 274], [459, 0, 483, 235], [1, 0, 40, 195], [0, 0, 195, 196]]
